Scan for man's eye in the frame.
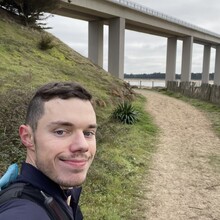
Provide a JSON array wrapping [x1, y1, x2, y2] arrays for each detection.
[[83, 131, 95, 138], [54, 130, 66, 136]]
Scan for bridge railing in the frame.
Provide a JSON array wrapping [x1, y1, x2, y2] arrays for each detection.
[[107, 0, 220, 38]]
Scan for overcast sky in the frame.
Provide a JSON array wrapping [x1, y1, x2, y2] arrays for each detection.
[[46, 0, 220, 74]]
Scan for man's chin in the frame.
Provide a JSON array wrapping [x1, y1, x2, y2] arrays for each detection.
[[57, 175, 87, 188]]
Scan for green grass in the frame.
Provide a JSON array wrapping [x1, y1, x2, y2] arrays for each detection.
[[0, 13, 158, 219], [209, 155, 220, 173]]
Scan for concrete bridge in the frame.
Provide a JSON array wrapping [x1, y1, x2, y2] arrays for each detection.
[[54, 0, 220, 85]]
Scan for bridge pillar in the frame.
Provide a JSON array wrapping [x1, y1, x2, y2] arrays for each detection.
[[88, 20, 104, 67], [202, 45, 211, 84], [181, 36, 193, 81], [108, 17, 125, 79], [214, 45, 220, 85], [166, 37, 177, 83]]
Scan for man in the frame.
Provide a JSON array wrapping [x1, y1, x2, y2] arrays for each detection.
[[0, 82, 97, 219]]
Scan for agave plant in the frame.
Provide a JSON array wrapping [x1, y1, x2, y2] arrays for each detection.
[[111, 101, 139, 124]]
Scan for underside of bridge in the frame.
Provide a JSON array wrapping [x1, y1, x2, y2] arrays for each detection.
[[54, 0, 220, 85]]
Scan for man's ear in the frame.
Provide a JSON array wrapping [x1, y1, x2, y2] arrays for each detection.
[[19, 125, 35, 150]]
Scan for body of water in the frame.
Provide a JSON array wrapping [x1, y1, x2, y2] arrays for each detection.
[[124, 79, 166, 88], [124, 79, 214, 88]]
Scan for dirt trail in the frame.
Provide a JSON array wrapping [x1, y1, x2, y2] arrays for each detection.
[[137, 90, 220, 220]]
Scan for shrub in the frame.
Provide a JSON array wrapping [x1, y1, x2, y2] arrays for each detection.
[[111, 102, 139, 125], [38, 34, 54, 50]]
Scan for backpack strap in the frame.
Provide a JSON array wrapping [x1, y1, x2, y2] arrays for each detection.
[[0, 182, 72, 220], [0, 182, 25, 204]]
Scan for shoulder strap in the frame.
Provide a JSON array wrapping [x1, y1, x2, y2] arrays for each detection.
[[0, 182, 72, 220], [0, 182, 25, 203]]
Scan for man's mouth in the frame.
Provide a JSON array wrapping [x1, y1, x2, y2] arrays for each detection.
[[59, 157, 89, 168]]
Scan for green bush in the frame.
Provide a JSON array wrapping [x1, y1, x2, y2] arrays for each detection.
[[111, 102, 139, 125], [38, 34, 54, 50]]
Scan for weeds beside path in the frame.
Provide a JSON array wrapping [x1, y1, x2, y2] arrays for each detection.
[[137, 89, 220, 220]]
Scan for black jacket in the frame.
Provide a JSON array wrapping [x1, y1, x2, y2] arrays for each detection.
[[0, 163, 83, 220]]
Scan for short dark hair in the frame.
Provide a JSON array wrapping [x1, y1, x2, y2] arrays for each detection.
[[25, 82, 92, 131]]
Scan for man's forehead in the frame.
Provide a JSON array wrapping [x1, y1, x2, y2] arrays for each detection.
[[45, 97, 87, 104], [43, 98, 93, 109], [42, 98, 96, 118]]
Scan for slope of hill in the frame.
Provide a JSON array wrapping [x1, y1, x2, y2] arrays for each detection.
[[0, 12, 157, 219]]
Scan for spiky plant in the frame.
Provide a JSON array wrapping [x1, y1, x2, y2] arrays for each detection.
[[111, 102, 139, 124]]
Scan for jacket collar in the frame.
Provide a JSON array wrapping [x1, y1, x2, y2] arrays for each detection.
[[16, 162, 82, 215]]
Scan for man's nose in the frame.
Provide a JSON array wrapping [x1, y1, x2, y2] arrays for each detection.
[[69, 131, 89, 152]]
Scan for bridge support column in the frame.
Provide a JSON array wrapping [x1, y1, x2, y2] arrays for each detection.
[[88, 20, 104, 67], [108, 17, 125, 79], [166, 37, 177, 83], [181, 36, 193, 81], [214, 45, 220, 85], [202, 45, 211, 84]]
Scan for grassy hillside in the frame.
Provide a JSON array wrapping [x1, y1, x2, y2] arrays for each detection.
[[0, 12, 157, 219]]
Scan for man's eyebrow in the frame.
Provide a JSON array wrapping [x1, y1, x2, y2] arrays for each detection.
[[48, 121, 74, 127], [48, 121, 98, 129], [88, 124, 98, 129]]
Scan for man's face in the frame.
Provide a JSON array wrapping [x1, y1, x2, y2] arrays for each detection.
[[27, 98, 97, 187]]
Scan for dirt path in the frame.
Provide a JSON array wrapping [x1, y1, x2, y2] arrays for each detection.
[[137, 90, 220, 220]]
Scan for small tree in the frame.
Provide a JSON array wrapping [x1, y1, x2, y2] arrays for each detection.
[[0, 0, 60, 27]]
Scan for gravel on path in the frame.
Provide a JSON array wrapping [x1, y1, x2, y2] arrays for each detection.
[[137, 90, 220, 220]]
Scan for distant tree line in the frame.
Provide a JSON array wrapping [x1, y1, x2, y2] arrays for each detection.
[[124, 72, 214, 80], [0, 0, 60, 27]]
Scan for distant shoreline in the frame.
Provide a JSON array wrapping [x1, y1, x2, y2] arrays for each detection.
[[124, 78, 214, 88]]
